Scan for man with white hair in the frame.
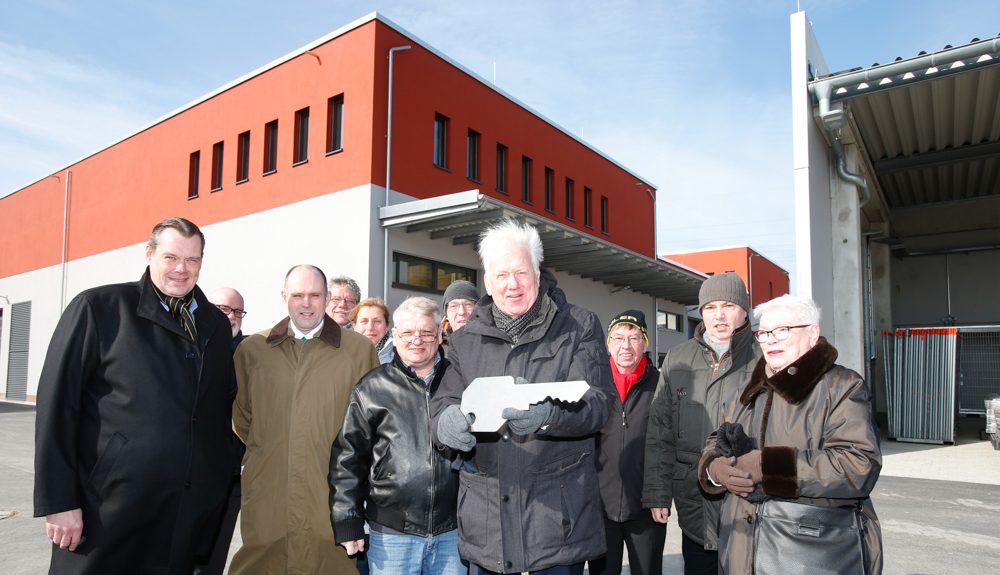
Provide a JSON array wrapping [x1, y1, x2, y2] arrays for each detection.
[[330, 296, 462, 574], [431, 218, 614, 574]]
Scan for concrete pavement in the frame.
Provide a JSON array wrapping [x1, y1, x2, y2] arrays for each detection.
[[3, 402, 999, 573]]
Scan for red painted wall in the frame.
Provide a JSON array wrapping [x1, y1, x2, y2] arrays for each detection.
[[666, 247, 789, 307], [1, 17, 653, 279]]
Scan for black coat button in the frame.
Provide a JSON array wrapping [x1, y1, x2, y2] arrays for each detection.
[[501, 495, 509, 502], [192, 416, 198, 424], [186, 352, 196, 359], [505, 561, 512, 569]]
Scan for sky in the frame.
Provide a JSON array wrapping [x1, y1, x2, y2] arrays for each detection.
[[3, 0, 1000, 284]]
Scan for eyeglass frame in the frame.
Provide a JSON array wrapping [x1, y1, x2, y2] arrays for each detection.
[[753, 324, 811, 343], [215, 304, 248, 318], [446, 300, 476, 312], [608, 334, 645, 347], [328, 296, 358, 307], [393, 328, 439, 343]]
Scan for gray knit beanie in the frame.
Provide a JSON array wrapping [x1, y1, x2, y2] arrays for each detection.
[[442, 280, 480, 308], [698, 272, 749, 312]]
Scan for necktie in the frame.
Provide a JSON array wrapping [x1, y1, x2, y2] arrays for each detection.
[[164, 295, 198, 341]]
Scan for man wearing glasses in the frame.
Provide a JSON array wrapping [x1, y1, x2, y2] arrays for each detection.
[[327, 275, 361, 329], [230, 265, 378, 574], [330, 296, 463, 574], [590, 310, 666, 575], [208, 287, 248, 352], [643, 272, 760, 575]]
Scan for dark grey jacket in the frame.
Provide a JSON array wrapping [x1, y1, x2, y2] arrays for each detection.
[[596, 354, 659, 522], [642, 321, 760, 550], [329, 354, 457, 542], [430, 269, 614, 573]]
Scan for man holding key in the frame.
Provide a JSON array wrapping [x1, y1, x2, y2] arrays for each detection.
[[431, 218, 614, 575]]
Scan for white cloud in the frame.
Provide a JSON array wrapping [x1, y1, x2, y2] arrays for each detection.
[[0, 40, 184, 196]]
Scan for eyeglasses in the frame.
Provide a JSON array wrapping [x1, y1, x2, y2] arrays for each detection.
[[609, 335, 644, 346], [446, 301, 475, 313], [215, 304, 247, 318], [394, 329, 438, 342], [753, 325, 810, 343], [329, 296, 358, 307]]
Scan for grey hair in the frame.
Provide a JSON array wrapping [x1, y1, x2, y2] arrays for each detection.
[[328, 275, 361, 301], [753, 294, 821, 325], [393, 296, 441, 326], [477, 218, 543, 275]]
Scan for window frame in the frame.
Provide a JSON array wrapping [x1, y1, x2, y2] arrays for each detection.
[[236, 131, 250, 184], [210, 141, 224, 192], [263, 119, 278, 175], [466, 129, 480, 181], [521, 155, 533, 204], [565, 177, 575, 220], [433, 113, 449, 169], [544, 167, 554, 212], [293, 107, 310, 165], [392, 252, 477, 294], [187, 151, 200, 199], [496, 143, 508, 194], [583, 186, 592, 227], [326, 94, 345, 154], [600, 195, 609, 233]]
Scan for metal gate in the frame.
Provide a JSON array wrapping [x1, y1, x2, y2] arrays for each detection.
[[881, 328, 957, 444], [957, 328, 1000, 415], [5, 301, 31, 402]]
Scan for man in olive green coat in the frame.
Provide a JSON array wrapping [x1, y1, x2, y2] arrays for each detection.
[[230, 265, 378, 574], [643, 272, 760, 575]]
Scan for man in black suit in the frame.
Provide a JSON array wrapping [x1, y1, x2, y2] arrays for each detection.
[[34, 217, 238, 575]]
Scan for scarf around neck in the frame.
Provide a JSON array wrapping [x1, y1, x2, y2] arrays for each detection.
[[611, 355, 647, 402], [491, 292, 548, 344]]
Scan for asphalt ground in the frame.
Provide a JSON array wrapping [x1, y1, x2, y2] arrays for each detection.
[[2, 402, 998, 574]]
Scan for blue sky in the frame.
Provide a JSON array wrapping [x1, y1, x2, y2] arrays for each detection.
[[3, 0, 1000, 282]]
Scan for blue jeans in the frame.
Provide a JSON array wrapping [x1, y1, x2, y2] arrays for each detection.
[[367, 529, 464, 575]]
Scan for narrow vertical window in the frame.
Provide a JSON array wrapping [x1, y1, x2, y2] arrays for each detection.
[[263, 120, 278, 174], [236, 131, 250, 183], [210, 141, 224, 191], [326, 94, 344, 153], [600, 195, 609, 233], [496, 143, 508, 194], [521, 156, 532, 203], [544, 167, 554, 212], [188, 151, 200, 199], [433, 113, 449, 168], [583, 187, 592, 227], [565, 177, 575, 219], [293, 107, 309, 164], [466, 129, 480, 181]]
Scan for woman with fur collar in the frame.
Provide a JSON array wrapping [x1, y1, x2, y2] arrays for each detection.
[[697, 294, 883, 574]]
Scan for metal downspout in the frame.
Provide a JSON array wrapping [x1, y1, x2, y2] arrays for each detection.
[[60, 169, 71, 311], [813, 82, 870, 207], [383, 45, 411, 300]]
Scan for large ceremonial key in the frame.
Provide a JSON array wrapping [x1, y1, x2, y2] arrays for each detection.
[[460, 375, 589, 432]]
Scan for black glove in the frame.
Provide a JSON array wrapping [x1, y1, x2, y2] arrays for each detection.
[[502, 402, 553, 435], [715, 422, 767, 503], [437, 404, 476, 452]]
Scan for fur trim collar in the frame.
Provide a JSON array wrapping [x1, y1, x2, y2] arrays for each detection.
[[740, 337, 838, 405]]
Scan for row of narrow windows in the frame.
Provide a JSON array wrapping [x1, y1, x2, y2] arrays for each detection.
[[187, 94, 344, 199], [434, 113, 611, 235]]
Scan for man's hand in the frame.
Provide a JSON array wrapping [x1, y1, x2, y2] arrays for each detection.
[[46, 508, 84, 551], [340, 539, 365, 556], [502, 402, 553, 435], [437, 404, 476, 452], [734, 449, 763, 484], [708, 456, 754, 496], [650, 507, 671, 524]]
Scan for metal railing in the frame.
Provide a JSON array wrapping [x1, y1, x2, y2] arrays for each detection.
[[882, 328, 957, 444]]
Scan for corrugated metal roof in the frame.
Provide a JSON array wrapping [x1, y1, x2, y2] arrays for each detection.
[[812, 36, 1000, 253]]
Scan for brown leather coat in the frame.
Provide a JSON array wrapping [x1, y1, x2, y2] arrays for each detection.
[[698, 338, 883, 574]]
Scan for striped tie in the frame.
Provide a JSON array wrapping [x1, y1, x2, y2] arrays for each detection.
[[165, 295, 198, 341]]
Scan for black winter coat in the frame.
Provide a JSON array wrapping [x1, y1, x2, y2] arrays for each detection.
[[430, 269, 614, 573], [596, 355, 660, 522], [34, 269, 239, 575], [329, 355, 458, 541]]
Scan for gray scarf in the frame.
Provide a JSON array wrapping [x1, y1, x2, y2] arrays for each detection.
[[491, 293, 548, 344]]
